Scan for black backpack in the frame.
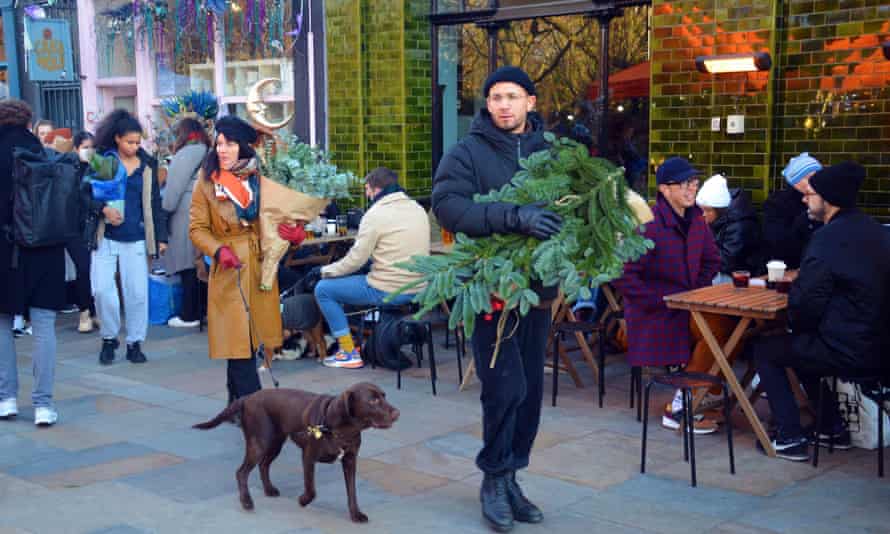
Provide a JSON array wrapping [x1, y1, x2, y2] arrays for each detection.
[[12, 147, 83, 247], [362, 309, 418, 371]]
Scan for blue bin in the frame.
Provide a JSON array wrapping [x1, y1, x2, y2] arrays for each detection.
[[149, 274, 183, 325]]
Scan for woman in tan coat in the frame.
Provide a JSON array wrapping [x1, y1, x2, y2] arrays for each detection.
[[189, 116, 305, 403]]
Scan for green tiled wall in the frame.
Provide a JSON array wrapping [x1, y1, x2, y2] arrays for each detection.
[[651, 0, 890, 216], [775, 0, 890, 218], [326, 0, 433, 204], [650, 0, 777, 201]]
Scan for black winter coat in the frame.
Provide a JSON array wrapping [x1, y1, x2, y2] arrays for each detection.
[[710, 188, 764, 276], [431, 110, 556, 300], [789, 209, 890, 372], [761, 187, 821, 269], [0, 126, 66, 315]]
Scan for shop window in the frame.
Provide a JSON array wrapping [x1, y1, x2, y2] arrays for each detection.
[[222, 0, 296, 100], [155, 0, 215, 96], [95, 0, 138, 78]]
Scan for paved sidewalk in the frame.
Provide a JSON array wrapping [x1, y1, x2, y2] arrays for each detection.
[[1, 314, 888, 534]]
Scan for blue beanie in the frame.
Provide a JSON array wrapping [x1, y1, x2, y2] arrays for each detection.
[[782, 153, 822, 186]]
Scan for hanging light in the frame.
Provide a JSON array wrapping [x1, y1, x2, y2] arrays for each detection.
[[695, 52, 772, 74]]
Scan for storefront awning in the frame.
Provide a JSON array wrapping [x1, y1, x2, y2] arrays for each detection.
[[587, 61, 650, 101]]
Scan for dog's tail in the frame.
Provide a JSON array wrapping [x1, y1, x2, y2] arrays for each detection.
[[193, 398, 244, 430]]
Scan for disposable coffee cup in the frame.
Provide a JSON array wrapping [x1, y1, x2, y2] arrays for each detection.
[[766, 260, 786, 282]]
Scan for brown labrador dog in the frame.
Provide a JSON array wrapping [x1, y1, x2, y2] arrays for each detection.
[[193, 382, 399, 522]]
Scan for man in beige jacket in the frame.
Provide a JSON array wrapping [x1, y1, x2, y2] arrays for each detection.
[[315, 167, 430, 369]]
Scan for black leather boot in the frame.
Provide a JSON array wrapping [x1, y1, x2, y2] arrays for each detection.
[[99, 338, 118, 365], [506, 471, 543, 523], [480, 473, 514, 532], [126, 342, 147, 364]]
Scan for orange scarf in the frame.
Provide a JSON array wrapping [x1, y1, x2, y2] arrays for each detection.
[[211, 169, 253, 209]]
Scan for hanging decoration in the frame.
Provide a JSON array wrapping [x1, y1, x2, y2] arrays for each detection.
[[99, 1, 296, 66]]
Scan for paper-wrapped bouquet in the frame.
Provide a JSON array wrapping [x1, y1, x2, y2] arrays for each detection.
[[258, 134, 357, 290]]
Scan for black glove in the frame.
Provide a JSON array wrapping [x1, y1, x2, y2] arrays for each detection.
[[506, 202, 563, 240]]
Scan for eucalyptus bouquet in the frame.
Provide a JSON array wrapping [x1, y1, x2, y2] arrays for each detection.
[[257, 133, 358, 290]]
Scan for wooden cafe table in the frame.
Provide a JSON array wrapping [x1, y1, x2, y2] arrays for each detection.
[[664, 281, 795, 457]]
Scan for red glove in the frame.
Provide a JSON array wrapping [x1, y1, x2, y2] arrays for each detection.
[[278, 223, 307, 246], [216, 246, 242, 270]]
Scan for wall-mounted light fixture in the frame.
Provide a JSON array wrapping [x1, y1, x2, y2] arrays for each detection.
[[695, 52, 772, 74], [883, 41, 890, 61]]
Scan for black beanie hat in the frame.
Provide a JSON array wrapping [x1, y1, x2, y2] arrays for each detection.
[[214, 115, 258, 146], [808, 161, 865, 209], [483, 66, 536, 97]]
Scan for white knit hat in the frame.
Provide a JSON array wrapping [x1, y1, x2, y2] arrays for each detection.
[[696, 174, 731, 208]]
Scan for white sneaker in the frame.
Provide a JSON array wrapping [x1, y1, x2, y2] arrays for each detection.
[[78, 310, 94, 333], [34, 406, 58, 426], [0, 397, 18, 418], [167, 316, 200, 328]]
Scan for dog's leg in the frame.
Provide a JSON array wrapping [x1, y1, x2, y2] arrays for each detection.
[[237, 437, 262, 510], [342, 452, 368, 523], [298, 447, 317, 507], [260, 434, 285, 497]]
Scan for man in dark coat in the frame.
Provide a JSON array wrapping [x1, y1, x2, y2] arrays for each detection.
[[0, 99, 65, 425], [754, 161, 890, 462], [432, 66, 562, 533], [762, 153, 823, 269], [612, 157, 721, 433]]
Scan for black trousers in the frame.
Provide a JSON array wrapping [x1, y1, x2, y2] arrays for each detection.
[[754, 333, 844, 440], [472, 307, 551, 475], [226, 357, 261, 403], [177, 269, 206, 322], [65, 240, 92, 312]]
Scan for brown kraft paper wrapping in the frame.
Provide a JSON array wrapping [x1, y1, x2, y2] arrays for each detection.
[[258, 176, 330, 290]]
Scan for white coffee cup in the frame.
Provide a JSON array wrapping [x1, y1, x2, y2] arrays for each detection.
[[766, 260, 786, 282]]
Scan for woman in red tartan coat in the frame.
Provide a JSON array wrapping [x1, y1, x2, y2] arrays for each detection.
[[613, 158, 721, 369]]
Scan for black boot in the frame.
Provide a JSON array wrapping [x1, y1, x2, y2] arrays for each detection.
[[506, 471, 543, 523], [480, 473, 514, 532], [126, 341, 147, 364], [99, 338, 118, 365]]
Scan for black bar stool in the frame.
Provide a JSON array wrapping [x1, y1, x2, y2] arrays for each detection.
[[640, 371, 736, 487], [396, 319, 438, 396], [813, 374, 886, 477]]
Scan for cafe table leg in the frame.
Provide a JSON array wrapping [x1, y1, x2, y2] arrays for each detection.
[[690, 312, 776, 457], [691, 316, 751, 412]]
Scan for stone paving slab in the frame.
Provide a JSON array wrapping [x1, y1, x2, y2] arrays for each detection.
[[2, 313, 889, 533]]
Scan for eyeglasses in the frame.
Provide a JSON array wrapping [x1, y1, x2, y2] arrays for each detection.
[[487, 93, 527, 104], [665, 178, 700, 191]]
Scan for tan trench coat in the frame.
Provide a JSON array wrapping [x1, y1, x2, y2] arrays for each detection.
[[189, 174, 282, 359]]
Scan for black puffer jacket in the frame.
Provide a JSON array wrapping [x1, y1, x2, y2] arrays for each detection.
[[710, 188, 764, 276], [431, 109, 556, 299], [762, 186, 821, 269], [789, 209, 890, 371], [0, 126, 66, 314]]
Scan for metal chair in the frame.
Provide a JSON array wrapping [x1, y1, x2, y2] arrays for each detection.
[[640, 371, 736, 487]]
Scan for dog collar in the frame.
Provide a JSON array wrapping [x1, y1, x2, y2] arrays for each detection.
[[306, 424, 335, 439]]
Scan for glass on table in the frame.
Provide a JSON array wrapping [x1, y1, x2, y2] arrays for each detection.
[[731, 270, 750, 288], [336, 215, 348, 236], [440, 228, 454, 245]]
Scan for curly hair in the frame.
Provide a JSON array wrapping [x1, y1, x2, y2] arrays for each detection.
[[0, 99, 34, 128], [94, 109, 143, 153]]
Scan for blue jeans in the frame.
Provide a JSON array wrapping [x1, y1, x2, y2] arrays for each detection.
[[314, 276, 414, 338], [0, 309, 57, 407]]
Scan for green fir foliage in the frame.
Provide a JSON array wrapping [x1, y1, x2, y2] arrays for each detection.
[[262, 133, 358, 199], [392, 134, 654, 338]]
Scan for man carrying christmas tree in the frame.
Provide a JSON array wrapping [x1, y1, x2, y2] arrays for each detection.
[[432, 66, 562, 533]]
